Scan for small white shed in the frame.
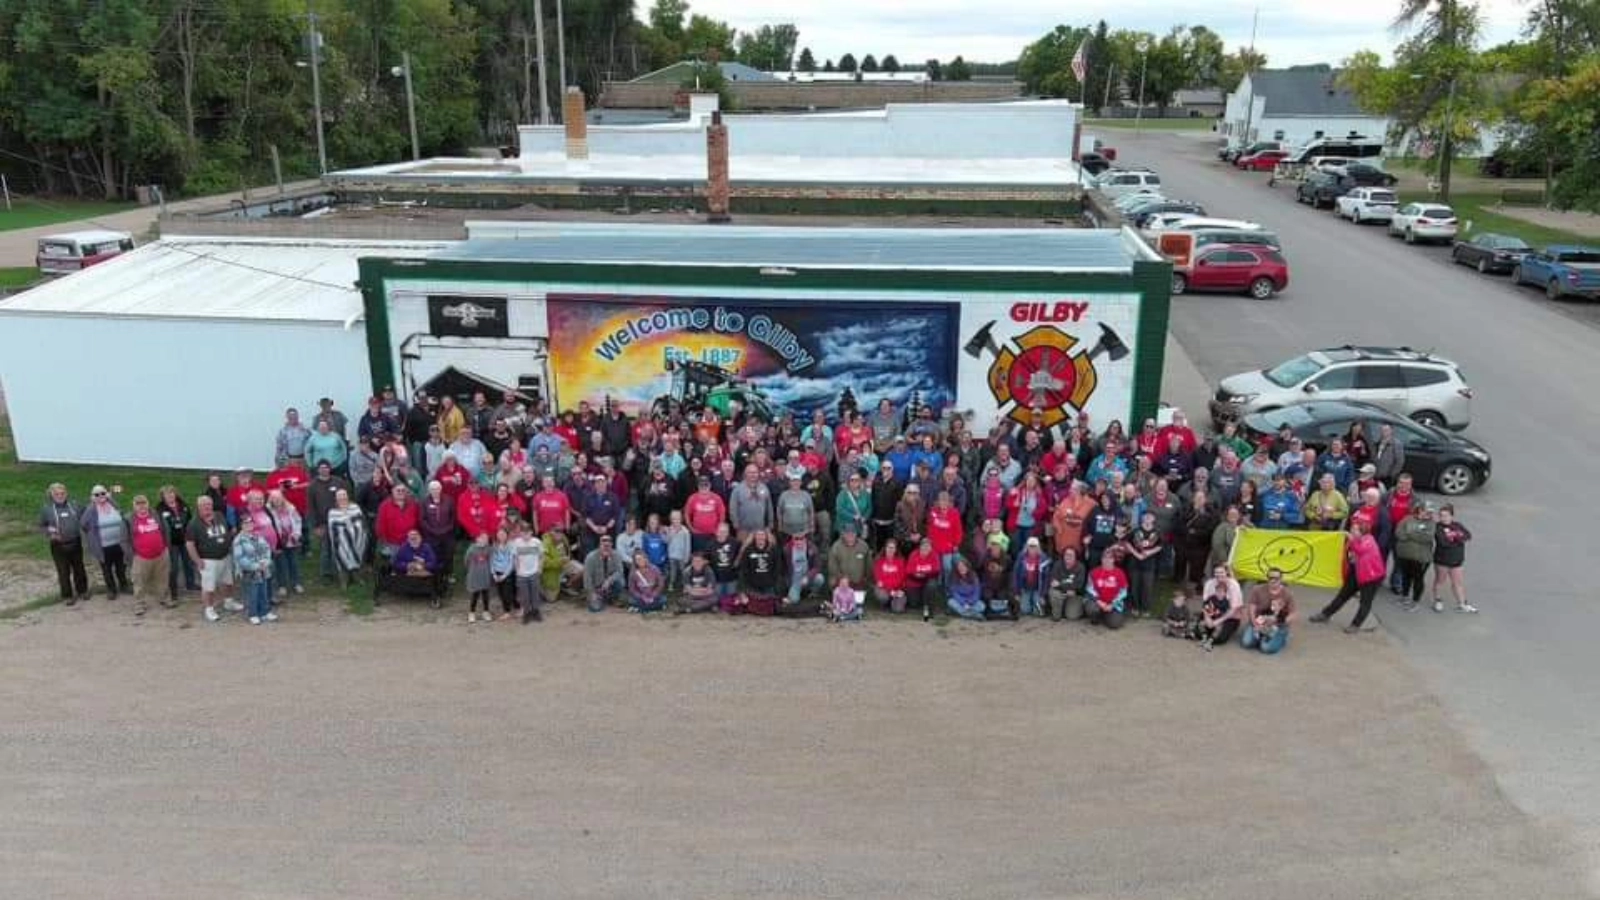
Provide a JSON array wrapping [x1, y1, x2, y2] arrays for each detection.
[[0, 236, 449, 470]]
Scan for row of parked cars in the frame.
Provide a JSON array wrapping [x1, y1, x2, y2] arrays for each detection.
[[1091, 165, 1290, 300], [1237, 150, 1600, 301]]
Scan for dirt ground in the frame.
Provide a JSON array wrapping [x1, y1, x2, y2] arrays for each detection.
[[0, 598, 1588, 900], [1495, 205, 1600, 240]]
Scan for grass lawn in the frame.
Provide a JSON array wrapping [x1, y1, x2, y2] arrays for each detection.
[[0, 197, 135, 233], [1449, 193, 1596, 249], [1086, 117, 1219, 131], [0, 267, 41, 289]]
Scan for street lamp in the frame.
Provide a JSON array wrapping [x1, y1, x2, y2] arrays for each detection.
[[391, 52, 420, 161], [1134, 38, 1151, 133]]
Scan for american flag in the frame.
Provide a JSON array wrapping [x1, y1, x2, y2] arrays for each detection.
[[1070, 39, 1088, 82]]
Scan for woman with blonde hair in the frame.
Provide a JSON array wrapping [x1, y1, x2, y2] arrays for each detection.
[[1196, 563, 1244, 650]]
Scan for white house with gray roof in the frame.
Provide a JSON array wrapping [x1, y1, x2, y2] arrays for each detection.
[[1220, 68, 1391, 150]]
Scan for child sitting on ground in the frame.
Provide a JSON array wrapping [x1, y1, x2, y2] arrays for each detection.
[[1163, 587, 1194, 638], [829, 575, 863, 622]]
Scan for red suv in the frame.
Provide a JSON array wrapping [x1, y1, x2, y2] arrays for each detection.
[[1235, 149, 1290, 171], [1172, 243, 1289, 299]]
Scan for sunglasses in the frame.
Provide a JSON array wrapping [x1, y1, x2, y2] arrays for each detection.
[[92, 491, 108, 498]]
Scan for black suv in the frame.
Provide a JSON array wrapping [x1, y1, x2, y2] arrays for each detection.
[[1296, 171, 1349, 209]]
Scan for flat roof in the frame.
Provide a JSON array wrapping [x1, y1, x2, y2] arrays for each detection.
[[436, 222, 1154, 273], [334, 153, 1085, 187], [0, 237, 450, 322]]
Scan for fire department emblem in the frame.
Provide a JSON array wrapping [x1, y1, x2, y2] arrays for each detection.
[[965, 321, 1130, 428]]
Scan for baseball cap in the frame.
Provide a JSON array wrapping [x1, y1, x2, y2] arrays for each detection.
[[1360, 463, 1377, 475], [785, 464, 806, 481]]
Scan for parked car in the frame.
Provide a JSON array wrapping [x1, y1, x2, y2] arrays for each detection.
[[1307, 155, 1354, 172], [1079, 152, 1112, 175], [1171, 243, 1289, 299], [1236, 149, 1291, 171], [1115, 192, 1169, 212], [1335, 187, 1399, 224], [1096, 170, 1163, 198], [1450, 232, 1533, 275], [1388, 203, 1458, 244], [1161, 217, 1263, 233], [1329, 162, 1398, 187], [1295, 171, 1351, 209], [1219, 140, 1284, 163], [1193, 229, 1282, 251], [1128, 201, 1206, 228], [1240, 401, 1490, 495], [1208, 345, 1474, 431], [1511, 245, 1600, 299]]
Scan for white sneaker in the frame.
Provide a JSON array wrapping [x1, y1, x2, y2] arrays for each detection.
[[277, 587, 288, 597], [204, 606, 220, 623], [223, 598, 244, 612], [248, 616, 262, 625], [293, 585, 305, 595], [265, 612, 279, 622], [467, 612, 477, 624]]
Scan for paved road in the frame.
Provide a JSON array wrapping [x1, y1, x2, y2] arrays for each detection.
[[1123, 130, 1600, 886]]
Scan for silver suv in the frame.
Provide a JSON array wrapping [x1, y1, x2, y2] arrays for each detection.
[[1209, 346, 1473, 430]]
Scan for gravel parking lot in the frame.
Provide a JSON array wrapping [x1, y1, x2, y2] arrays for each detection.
[[0, 601, 1588, 899]]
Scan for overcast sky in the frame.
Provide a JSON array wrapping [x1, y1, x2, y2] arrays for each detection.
[[654, 0, 1529, 67]]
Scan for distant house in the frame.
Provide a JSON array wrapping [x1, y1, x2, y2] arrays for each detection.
[[1173, 88, 1225, 118], [629, 61, 776, 85], [1221, 69, 1390, 149]]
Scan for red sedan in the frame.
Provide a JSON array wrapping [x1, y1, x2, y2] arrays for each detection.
[[1235, 149, 1290, 171], [1171, 243, 1289, 299]]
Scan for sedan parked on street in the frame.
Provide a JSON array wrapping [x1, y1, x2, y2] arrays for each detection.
[[1236, 149, 1291, 171], [1335, 187, 1399, 224], [1388, 203, 1458, 244], [1128, 201, 1207, 229], [1295, 171, 1350, 209], [1240, 401, 1491, 495], [1450, 232, 1533, 275], [1171, 243, 1289, 299]]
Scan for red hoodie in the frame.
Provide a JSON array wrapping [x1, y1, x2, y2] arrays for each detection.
[[266, 464, 310, 514], [531, 489, 572, 534], [1387, 488, 1414, 527], [434, 461, 469, 499], [685, 491, 727, 536], [376, 498, 422, 546], [926, 506, 964, 555], [906, 549, 941, 585], [874, 555, 907, 592], [456, 490, 504, 540]]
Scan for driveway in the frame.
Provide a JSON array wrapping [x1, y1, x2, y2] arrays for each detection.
[[1121, 130, 1600, 882]]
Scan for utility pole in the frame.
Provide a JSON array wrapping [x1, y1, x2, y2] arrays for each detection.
[[555, 0, 567, 108], [1439, 74, 1457, 202], [304, 0, 328, 174], [1134, 38, 1150, 133], [401, 51, 420, 161], [1239, 6, 1261, 145], [1103, 62, 1115, 113], [533, 0, 551, 125]]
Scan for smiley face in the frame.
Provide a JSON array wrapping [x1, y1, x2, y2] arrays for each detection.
[[1252, 535, 1317, 581]]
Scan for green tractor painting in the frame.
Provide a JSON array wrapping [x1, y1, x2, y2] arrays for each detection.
[[651, 359, 780, 422]]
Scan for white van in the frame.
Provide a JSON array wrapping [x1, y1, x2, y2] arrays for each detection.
[[36, 230, 136, 276], [1162, 217, 1263, 233]]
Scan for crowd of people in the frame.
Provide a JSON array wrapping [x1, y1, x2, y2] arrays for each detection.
[[37, 384, 1475, 646]]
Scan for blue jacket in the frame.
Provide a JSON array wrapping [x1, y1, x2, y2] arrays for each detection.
[[1011, 551, 1053, 592], [1259, 488, 1304, 529], [885, 447, 917, 482], [641, 531, 669, 568], [1317, 454, 1356, 493], [1085, 453, 1129, 487]]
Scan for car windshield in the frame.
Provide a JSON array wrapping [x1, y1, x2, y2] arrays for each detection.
[[1556, 250, 1600, 263], [1369, 191, 1396, 203], [1263, 354, 1325, 387], [1421, 206, 1456, 218]]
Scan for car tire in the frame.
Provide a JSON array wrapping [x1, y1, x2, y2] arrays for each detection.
[[1476, 258, 1489, 274], [1436, 463, 1476, 496], [1354, 210, 1364, 224], [1410, 410, 1447, 428], [1548, 279, 1563, 300], [1511, 264, 1524, 285], [1249, 277, 1276, 300], [1172, 273, 1188, 295], [1405, 228, 1417, 245], [1451, 247, 1462, 265]]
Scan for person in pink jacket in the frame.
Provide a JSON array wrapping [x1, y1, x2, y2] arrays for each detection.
[[1311, 519, 1387, 633]]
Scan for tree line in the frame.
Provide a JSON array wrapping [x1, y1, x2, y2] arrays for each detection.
[[1016, 22, 1265, 116]]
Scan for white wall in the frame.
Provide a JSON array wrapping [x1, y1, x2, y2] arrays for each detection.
[[0, 315, 372, 470], [1254, 115, 1392, 149], [520, 102, 1079, 161]]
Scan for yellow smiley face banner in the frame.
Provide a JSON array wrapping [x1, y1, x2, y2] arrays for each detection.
[[1229, 528, 1348, 589]]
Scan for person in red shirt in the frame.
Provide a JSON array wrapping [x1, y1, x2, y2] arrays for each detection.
[[873, 538, 909, 613], [128, 494, 172, 615], [265, 460, 312, 555], [1384, 473, 1417, 593], [494, 482, 528, 525], [1086, 549, 1128, 630], [926, 490, 965, 579], [684, 477, 728, 552], [225, 468, 258, 522], [433, 454, 470, 500], [552, 413, 580, 453], [456, 485, 504, 543], [1156, 409, 1199, 456], [375, 484, 422, 558], [905, 536, 943, 621], [530, 475, 573, 536]]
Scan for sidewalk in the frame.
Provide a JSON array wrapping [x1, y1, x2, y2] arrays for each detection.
[[1494, 205, 1600, 240], [0, 179, 324, 268]]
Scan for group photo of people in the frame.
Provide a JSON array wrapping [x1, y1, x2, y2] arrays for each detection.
[[36, 384, 1473, 648]]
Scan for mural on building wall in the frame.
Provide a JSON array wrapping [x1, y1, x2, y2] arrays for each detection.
[[545, 294, 960, 419]]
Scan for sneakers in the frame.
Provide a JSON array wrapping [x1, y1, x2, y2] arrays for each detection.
[[1457, 603, 1478, 614], [204, 606, 220, 622], [248, 616, 262, 625], [1200, 637, 1214, 652], [277, 587, 288, 597], [1309, 613, 1329, 623], [293, 585, 305, 595], [223, 598, 244, 612], [1432, 600, 1445, 613], [468, 612, 477, 624], [64, 596, 78, 607], [264, 612, 279, 622], [1400, 600, 1419, 613]]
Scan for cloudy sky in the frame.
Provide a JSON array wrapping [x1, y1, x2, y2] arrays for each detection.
[[656, 0, 1530, 67]]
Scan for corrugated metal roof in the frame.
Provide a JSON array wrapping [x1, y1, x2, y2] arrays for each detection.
[[444, 222, 1142, 272], [1251, 69, 1364, 117], [0, 237, 449, 321]]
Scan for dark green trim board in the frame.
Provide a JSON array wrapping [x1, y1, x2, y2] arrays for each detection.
[[357, 253, 1173, 426]]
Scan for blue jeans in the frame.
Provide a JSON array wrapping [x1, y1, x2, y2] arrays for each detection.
[[940, 552, 959, 581], [948, 595, 985, 621], [273, 550, 302, 591], [1017, 587, 1043, 616], [244, 578, 272, 619], [788, 572, 824, 603], [1240, 623, 1289, 654], [167, 543, 198, 592], [320, 533, 336, 578]]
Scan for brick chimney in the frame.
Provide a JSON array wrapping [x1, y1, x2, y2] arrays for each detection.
[[705, 110, 731, 223], [563, 87, 588, 160]]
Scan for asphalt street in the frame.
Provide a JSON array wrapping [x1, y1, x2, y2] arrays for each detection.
[[1122, 129, 1600, 885]]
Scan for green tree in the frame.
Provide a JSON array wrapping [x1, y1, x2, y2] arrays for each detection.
[[1520, 54, 1600, 209], [1185, 25, 1226, 87], [945, 55, 973, 80], [1018, 25, 1091, 97], [924, 58, 942, 81], [648, 0, 688, 42], [1083, 21, 1115, 113], [882, 54, 900, 75], [734, 23, 798, 71], [683, 13, 735, 60], [838, 52, 857, 73], [797, 46, 816, 72], [1218, 47, 1268, 93], [861, 54, 878, 72]]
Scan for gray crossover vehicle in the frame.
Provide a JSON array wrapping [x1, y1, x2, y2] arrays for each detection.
[[1209, 346, 1473, 431]]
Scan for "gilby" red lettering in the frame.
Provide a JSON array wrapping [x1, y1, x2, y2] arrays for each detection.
[[1010, 301, 1090, 323]]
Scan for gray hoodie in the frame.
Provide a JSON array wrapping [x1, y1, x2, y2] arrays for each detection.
[[730, 481, 773, 534]]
